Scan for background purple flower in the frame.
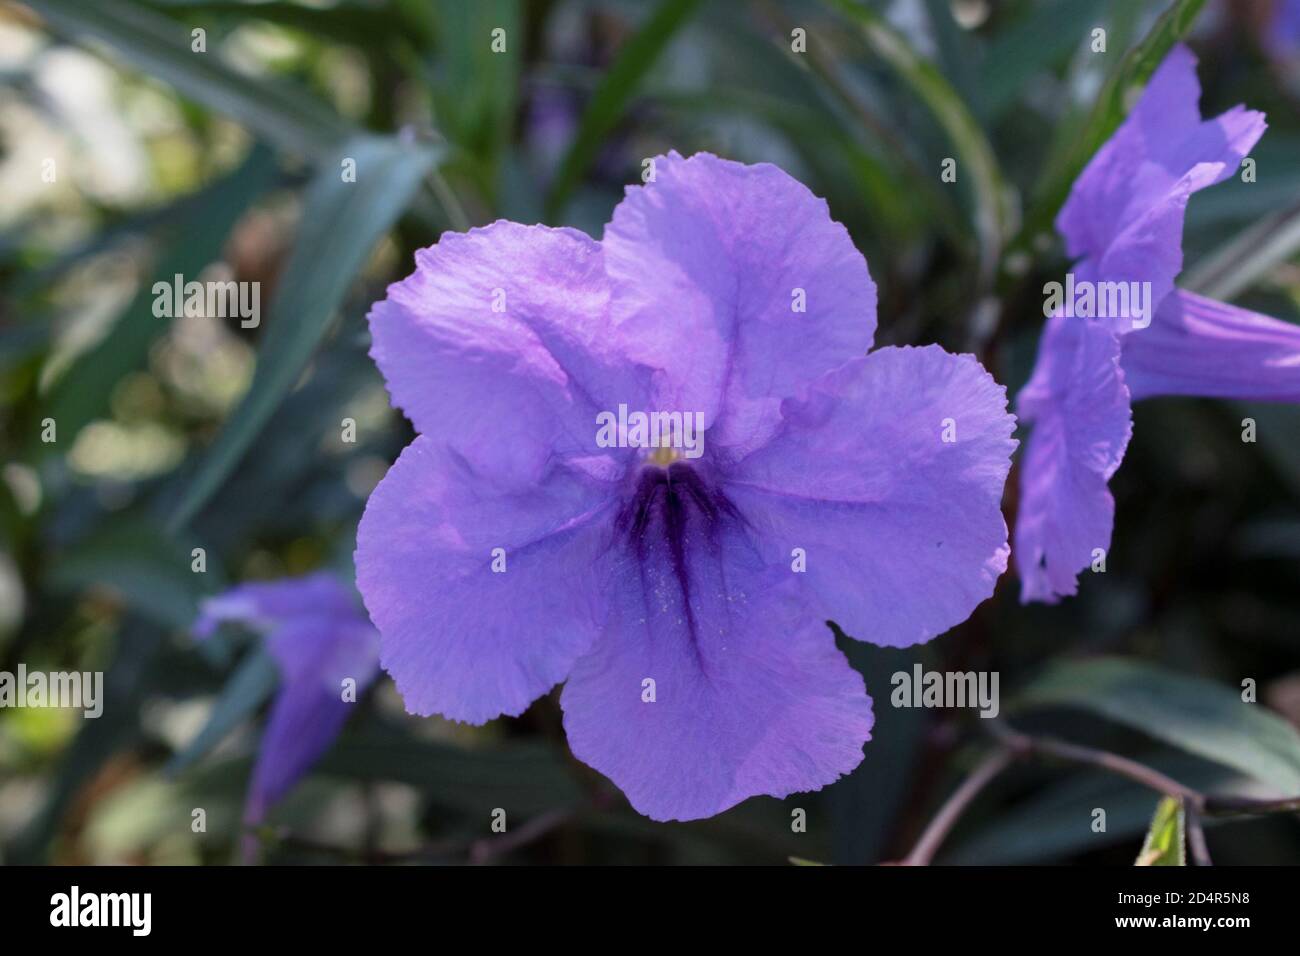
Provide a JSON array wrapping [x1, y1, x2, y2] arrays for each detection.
[[1264, 0, 1300, 60], [357, 152, 1016, 821], [1016, 44, 1300, 603], [194, 572, 380, 848]]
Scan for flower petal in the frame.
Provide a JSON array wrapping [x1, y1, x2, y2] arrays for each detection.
[[603, 151, 876, 455], [244, 635, 356, 825], [368, 221, 649, 484], [1122, 290, 1300, 402], [1015, 316, 1133, 603], [355, 434, 620, 724], [195, 572, 359, 646], [560, 535, 872, 821], [1057, 45, 1266, 320], [723, 346, 1016, 646], [193, 574, 379, 838], [1266, 0, 1300, 59]]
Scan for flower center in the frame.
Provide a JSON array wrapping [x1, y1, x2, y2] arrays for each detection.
[[645, 445, 681, 467], [613, 462, 748, 649]]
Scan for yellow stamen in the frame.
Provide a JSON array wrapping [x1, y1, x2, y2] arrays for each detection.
[[647, 445, 680, 467]]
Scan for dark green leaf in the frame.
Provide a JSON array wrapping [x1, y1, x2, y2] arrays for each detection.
[[39, 146, 277, 454], [46, 517, 216, 630], [167, 134, 438, 530], [166, 649, 278, 776], [544, 0, 704, 219], [943, 752, 1236, 865], [318, 729, 583, 816], [1184, 198, 1300, 301], [977, 0, 1109, 119], [1014, 657, 1300, 794], [1017, 0, 1207, 250], [26, 0, 349, 154], [827, 0, 1012, 288]]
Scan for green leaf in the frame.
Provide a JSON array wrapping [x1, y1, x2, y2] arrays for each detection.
[[165, 649, 278, 776], [976, 0, 1109, 119], [544, 0, 704, 219], [8, 621, 163, 863], [141, 0, 437, 52], [1184, 198, 1300, 301], [38, 146, 278, 454], [1014, 657, 1300, 794], [46, 517, 218, 630], [317, 728, 583, 816], [26, 0, 349, 154], [826, 0, 1012, 288], [432, 0, 520, 179], [1136, 795, 1186, 866], [1016, 0, 1207, 250], [166, 134, 437, 531], [943, 751, 1238, 865], [921, 0, 979, 106]]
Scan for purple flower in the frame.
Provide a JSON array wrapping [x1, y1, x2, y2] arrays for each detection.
[[1264, 0, 1300, 61], [194, 572, 380, 836], [1016, 45, 1300, 603], [356, 152, 1016, 821]]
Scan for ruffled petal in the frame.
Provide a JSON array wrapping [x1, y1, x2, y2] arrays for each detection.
[[560, 514, 872, 821], [1015, 317, 1133, 603], [1057, 45, 1266, 321], [355, 434, 621, 724], [368, 222, 649, 485], [1122, 290, 1300, 402], [722, 346, 1016, 646], [603, 151, 876, 456]]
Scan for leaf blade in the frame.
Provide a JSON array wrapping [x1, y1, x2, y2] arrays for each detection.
[[1015, 0, 1207, 250], [166, 134, 438, 530], [826, 0, 1012, 288], [1014, 657, 1300, 794], [26, 0, 349, 154], [1135, 795, 1186, 866], [544, 0, 703, 219]]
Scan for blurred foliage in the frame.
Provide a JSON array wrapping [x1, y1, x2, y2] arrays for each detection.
[[1, 0, 1300, 865]]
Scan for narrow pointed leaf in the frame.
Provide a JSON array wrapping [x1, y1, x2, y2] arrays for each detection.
[[1017, 0, 1207, 249], [167, 135, 438, 530], [826, 0, 1012, 288], [26, 0, 348, 154], [1135, 796, 1186, 865], [1014, 657, 1300, 794], [544, 0, 703, 219], [166, 649, 279, 776]]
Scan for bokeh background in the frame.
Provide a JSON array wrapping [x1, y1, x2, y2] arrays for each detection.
[[2, 0, 1300, 865]]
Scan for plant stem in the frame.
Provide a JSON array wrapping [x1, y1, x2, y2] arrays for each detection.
[[1185, 803, 1212, 866], [902, 721, 1300, 865], [901, 745, 1015, 865], [990, 722, 1201, 803]]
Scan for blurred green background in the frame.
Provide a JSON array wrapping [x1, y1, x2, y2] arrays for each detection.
[[2, 0, 1300, 865]]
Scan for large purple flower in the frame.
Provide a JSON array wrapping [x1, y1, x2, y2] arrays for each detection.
[[193, 573, 380, 834], [356, 152, 1016, 821], [1016, 45, 1300, 603]]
